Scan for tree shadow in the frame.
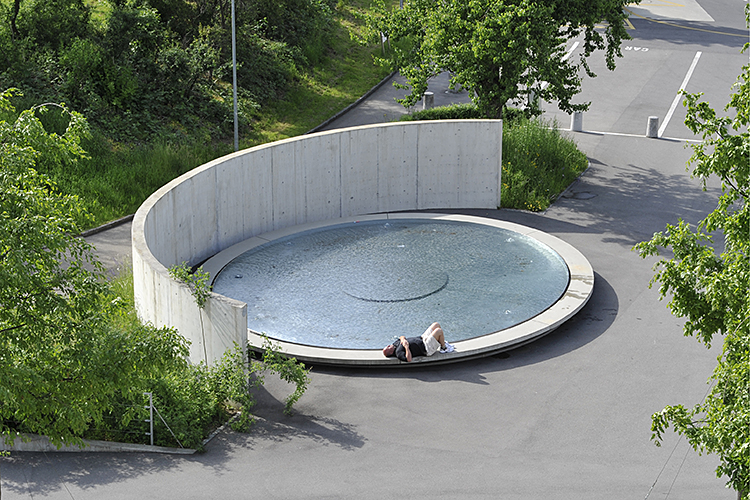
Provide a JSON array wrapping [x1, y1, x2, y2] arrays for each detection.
[[0, 398, 367, 498], [436, 145, 721, 250], [1, 451, 190, 497], [227, 384, 367, 453]]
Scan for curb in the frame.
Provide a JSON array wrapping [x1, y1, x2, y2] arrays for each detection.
[[306, 70, 398, 134], [0, 414, 241, 454], [78, 213, 134, 238], [1, 433, 196, 455]]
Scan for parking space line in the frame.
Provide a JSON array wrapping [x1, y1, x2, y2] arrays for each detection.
[[658, 50, 701, 137], [565, 127, 701, 143], [562, 41, 580, 62]]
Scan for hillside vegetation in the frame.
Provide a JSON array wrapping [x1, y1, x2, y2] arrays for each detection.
[[0, 0, 391, 226]]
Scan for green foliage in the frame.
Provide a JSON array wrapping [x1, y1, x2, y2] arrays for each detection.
[[167, 262, 310, 417], [0, 1, 390, 228], [15, 0, 91, 51], [144, 343, 253, 448], [236, 25, 300, 103], [366, 0, 634, 118], [62, 135, 229, 227], [0, 90, 188, 447], [90, 269, 255, 448], [398, 102, 483, 121], [0, 0, 342, 142], [501, 117, 588, 211], [0, 88, 312, 450], [169, 262, 212, 309], [256, 336, 312, 415], [634, 8, 750, 496]]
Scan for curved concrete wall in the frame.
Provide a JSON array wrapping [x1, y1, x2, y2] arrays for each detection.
[[132, 120, 502, 365]]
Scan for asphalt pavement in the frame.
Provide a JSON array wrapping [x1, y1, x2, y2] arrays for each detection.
[[2, 1, 748, 498]]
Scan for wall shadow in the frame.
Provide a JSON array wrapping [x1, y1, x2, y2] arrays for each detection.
[[312, 271, 618, 386], [1, 451, 197, 497]]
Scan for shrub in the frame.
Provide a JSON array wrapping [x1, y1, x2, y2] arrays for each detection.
[[501, 117, 588, 212], [16, 0, 91, 51], [399, 102, 482, 121]]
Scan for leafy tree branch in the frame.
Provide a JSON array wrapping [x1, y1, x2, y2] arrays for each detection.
[[365, 0, 635, 118], [634, 6, 750, 497]]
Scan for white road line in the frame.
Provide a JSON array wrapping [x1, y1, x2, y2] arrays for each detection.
[[565, 127, 702, 143], [658, 51, 702, 138], [562, 41, 580, 62]]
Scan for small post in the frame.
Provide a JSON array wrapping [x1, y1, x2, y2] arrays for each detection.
[[646, 116, 659, 138], [144, 392, 154, 446], [571, 111, 583, 132], [422, 91, 434, 110]]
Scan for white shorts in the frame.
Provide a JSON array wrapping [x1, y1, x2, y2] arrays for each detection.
[[421, 330, 441, 356]]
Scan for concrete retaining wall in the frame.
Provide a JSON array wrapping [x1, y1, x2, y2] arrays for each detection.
[[132, 120, 502, 365]]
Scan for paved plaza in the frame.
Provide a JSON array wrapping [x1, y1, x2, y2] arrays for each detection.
[[2, 1, 748, 498]]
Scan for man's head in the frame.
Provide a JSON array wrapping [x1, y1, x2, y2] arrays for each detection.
[[382, 344, 396, 357]]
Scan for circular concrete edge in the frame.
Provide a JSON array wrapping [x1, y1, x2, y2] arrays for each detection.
[[202, 213, 594, 368]]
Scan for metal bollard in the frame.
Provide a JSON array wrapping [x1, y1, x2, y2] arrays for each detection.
[[571, 111, 583, 132], [646, 116, 659, 138], [422, 92, 434, 110]]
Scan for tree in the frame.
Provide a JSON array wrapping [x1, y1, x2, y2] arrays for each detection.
[[634, 7, 750, 498], [0, 89, 187, 446], [367, 0, 635, 118]]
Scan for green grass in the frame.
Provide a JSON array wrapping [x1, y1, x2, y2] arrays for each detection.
[[501, 117, 588, 212], [38, 0, 583, 225], [34, 0, 392, 229], [245, 0, 392, 145]]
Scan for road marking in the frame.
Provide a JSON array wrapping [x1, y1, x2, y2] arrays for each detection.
[[596, 18, 636, 30], [658, 50, 701, 138], [562, 41, 580, 62], [644, 0, 685, 7], [566, 128, 701, 143]]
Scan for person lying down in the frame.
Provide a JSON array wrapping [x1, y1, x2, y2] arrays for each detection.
[[382, 322, 454, 362]]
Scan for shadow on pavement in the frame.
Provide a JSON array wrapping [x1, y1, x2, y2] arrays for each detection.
[[309, 271, 617, 386]]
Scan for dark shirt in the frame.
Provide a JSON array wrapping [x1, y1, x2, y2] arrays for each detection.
[[391, 336, 427, 362]]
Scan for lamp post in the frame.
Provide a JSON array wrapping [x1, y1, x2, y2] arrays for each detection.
[[231, 0, 238, 151]]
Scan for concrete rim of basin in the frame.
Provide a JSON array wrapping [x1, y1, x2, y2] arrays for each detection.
[[202, 212, 594, 367]]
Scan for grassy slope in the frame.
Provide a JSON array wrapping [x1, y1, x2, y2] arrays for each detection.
[[243, 1, 392, 146], [67, 1, 392, 228]]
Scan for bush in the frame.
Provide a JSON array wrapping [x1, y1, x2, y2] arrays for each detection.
[[501, 117, 588, 212], [236, 25, 300, 103], [16, 0, 91, 51], [399, 103, 483, 121], [83, 268, 311, 449]]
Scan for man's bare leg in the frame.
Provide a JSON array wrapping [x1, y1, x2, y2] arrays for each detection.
[[426, 322, 446, 349]]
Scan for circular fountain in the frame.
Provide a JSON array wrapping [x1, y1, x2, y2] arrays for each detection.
[[205, 213, 593, 365], [132, 120, 592, 367]]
